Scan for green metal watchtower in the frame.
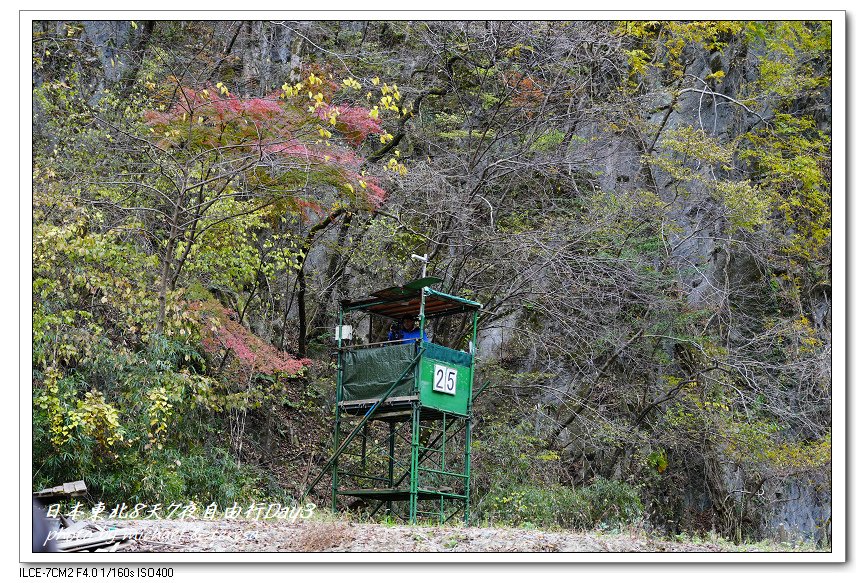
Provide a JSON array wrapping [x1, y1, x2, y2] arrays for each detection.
[[304, 277, 481, 524]]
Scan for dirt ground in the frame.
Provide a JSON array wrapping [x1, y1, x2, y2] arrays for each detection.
[[106, 518, 741, 553]]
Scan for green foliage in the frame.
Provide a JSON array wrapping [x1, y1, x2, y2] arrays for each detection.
[[741, 114, 831, 259], [530, 129, 566, 152], [31, 179, 291, 504], [32, 183, 193, 355], [479, 479, 643, 531], [471, 411, 643, 531], [746, 21, 831, 100], [617, 21, 745, 83], [646, 449, 669, 474], [32, 334, 285, 506], [471, 414, 563, 489]]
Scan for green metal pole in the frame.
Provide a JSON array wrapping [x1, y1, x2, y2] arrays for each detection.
[[332, 305, 345, 513], [418, 287, 427, 343], [411, 292, 426, 524], [463, 410, 472, 525], [361, 423, 368, 474], [472, 381, 491, 403], [387, 421, 395, 517], [464, 310, 479, 524], [409, 402, 420, 523], [440, 411, 446, 523]]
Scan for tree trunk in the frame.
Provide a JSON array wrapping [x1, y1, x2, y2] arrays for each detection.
[[295, 208, 346, 357], [297, 261, 307, 357]]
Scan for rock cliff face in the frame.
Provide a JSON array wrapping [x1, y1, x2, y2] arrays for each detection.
[[498, 26, 830, 542]]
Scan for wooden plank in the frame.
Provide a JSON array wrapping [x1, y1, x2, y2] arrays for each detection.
[[34, 481, 88, 500], [338, 488, 465, 501], [340, 395, 418, 408]]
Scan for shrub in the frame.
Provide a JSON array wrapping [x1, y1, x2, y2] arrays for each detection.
[[477, 478, 643, 531]]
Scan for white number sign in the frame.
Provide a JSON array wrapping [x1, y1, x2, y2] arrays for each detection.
[[432, 364, 457, 395]]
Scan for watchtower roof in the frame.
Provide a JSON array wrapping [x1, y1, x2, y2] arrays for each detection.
[[341, 277, 482, 319]]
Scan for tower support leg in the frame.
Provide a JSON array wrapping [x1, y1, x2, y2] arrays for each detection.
[[387, 421, 395, 517], [409, 403, 421, 523], [331, 408, 341, 513], [464, 415, 472, 525]]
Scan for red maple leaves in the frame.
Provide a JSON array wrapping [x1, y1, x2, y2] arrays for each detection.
[[194, 300, 311, 377], [319, 105, 384, 146]]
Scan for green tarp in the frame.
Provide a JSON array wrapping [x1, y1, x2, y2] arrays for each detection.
[[340, 342, 473, 402], [341, 343, 417, 402], [421, 342, 473, 368]]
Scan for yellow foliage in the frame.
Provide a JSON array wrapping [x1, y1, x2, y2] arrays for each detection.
[[341, 77, 361, 90]]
